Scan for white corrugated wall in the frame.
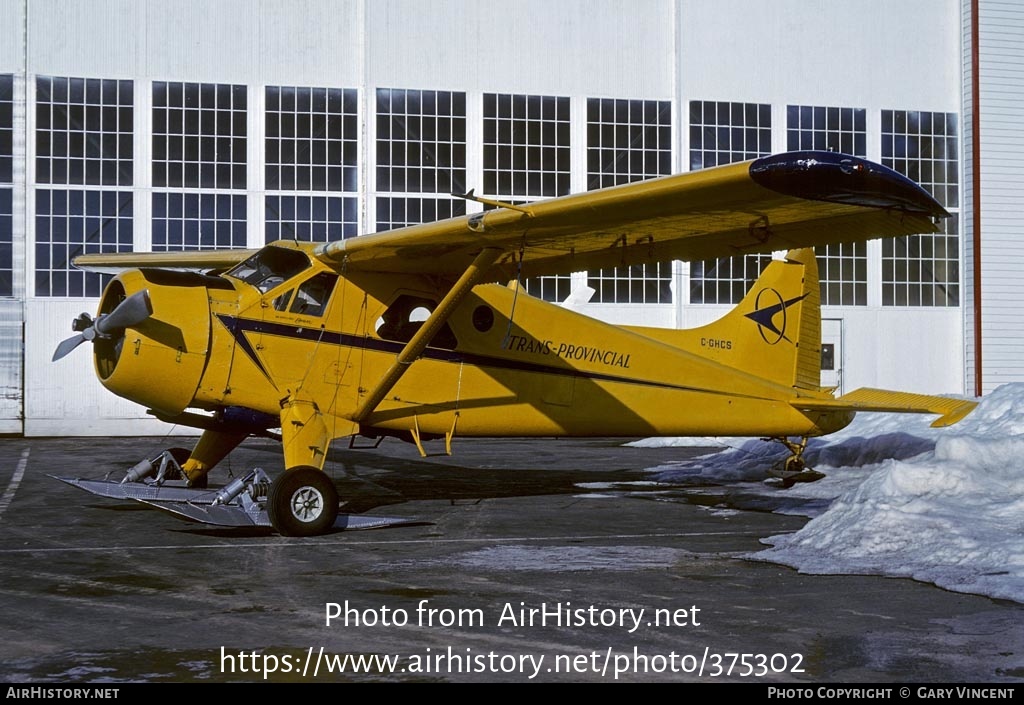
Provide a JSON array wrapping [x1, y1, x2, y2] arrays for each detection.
[[965, 0, 1024, 395]]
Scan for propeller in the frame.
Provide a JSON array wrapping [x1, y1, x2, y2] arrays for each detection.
[[52, 289, 153, 362]]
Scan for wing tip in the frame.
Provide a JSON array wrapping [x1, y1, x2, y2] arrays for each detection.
[[750, 151, 949, 219]]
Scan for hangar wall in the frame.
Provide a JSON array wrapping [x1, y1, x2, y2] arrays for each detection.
[[0, 0, 25, 433], [962, 0, 1024, 395], [0, 0, 974, 436]]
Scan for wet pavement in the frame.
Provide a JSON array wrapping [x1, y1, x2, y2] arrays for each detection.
[[0, 435, 1021, 683]]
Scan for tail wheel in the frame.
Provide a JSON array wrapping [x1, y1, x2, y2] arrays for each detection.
[[267, 466, 339, 537]]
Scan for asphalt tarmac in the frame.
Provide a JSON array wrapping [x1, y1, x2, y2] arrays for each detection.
[[0, 435, 1021, 684]]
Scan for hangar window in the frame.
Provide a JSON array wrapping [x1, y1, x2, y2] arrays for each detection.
[[483, 93, 570, 198], [33, 76, 135, 297], [787, 104, 868, 307], [376, 196, 465, 232], [483, 93, 570, 302], [377, 88, 466, 194], [0, 74, 11, 297], [690, 255, 770, 305], [34, 189, 133, 297], [881, 110, 959, 307], [586, 98, 672, 189], [36, 76, 133, 187], [590, 262, 673, 305], [153, 81, 246, 190], [374, 88, 466, 233], [152, 193, 246, 250], [523, 270, 571, 304], [0, 189, 11, 298], [266, 195, 358, 244], [266, 86, 357, 192], [816, 246, 868, 307], [152, 82, 247, 250], [0, 74, 12, 184], [265, 86, 359, 243], [690, 101, 771, 171], [688, 101, 772, 304], [787, 105, 866, 156], [585, 98, 673, 304]]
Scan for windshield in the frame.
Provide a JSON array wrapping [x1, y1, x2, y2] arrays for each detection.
[[226, 247, 311, 294]]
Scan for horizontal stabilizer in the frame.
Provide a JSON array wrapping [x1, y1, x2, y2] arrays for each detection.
[[793, 388, 978, 428]]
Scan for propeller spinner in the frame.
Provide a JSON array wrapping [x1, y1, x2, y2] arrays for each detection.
[[52, 289, 153, 362]]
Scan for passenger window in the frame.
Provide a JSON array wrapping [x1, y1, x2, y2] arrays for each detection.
[[375, 294, 458, 350]]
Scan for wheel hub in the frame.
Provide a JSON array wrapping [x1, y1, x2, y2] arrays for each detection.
[[291, 487, 324, 522]]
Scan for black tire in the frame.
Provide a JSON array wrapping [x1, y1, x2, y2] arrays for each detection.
[[267, 466, 339, 537], [166, 447, 207, 489]]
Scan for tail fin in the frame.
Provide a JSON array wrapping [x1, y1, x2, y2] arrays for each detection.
[[687, 248, 822, 390]]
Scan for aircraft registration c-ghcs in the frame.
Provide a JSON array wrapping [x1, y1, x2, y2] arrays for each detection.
[[52, 151, 978, 536]]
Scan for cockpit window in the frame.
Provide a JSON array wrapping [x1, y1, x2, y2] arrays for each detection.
[[272, 289, 294, 311], [269, 273, 338, 316], [226, 247, 311, 293], [289, 273, 337, 317]]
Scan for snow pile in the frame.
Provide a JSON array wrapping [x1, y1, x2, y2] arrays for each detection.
[[648, 384, 1024, 603]]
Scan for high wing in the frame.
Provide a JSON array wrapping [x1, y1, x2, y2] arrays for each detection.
[[316, 151, 948, 280], [73, 248, 260, 274], [73, 151, 947, 278]]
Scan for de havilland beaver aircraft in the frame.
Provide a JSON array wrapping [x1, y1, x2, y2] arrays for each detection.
[[52, 151, 978, 535]]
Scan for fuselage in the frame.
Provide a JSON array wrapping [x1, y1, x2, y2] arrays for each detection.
[[94, 242, 853, 443]]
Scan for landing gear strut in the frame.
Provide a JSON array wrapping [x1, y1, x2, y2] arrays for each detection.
[[764, 436, 825, 488], [56, 454, 414, 533], [121, 447, 207, 488]]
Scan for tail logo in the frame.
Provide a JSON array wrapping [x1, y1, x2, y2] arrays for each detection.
[[744, 288, 808, 345]]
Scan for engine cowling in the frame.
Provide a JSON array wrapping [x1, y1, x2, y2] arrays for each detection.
[[92, 269, 212, 416]]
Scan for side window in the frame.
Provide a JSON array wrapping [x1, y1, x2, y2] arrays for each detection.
[[289, 272, 338, 317], [375, 294, 458, 350], [273, 289, 294, 311]]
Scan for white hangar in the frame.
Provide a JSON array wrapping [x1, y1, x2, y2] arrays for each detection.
[[0, 0, 1019, 435]]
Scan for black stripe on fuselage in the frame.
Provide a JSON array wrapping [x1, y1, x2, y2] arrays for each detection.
[[215, 313, 739, 396]]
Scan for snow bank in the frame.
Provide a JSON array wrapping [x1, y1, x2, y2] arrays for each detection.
[[644, 384, 1024, 603]]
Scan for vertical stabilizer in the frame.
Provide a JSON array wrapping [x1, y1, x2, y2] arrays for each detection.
[[679, 249, 822, 390], [788, 249, 822, 390]]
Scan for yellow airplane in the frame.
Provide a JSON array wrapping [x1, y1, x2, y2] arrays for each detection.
[[52, 151, 977, 536]]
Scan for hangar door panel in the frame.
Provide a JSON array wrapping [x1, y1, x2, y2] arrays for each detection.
[[0, 303, 22, 432]]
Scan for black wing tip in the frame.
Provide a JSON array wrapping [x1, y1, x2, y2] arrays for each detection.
[[750, 151, 950, 219]]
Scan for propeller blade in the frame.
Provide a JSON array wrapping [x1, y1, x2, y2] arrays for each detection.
[[96, 290, 153, 335], [52, 333, 87, 362], [52, 289, 152, 362]]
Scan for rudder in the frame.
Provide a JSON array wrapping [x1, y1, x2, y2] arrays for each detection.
[[685, 249, 822, 390]]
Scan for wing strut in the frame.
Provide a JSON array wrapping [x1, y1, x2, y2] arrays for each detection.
[[349, 247, 503, 424]]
